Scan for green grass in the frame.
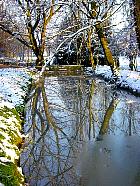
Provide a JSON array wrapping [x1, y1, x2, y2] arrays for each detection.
[[0, 105, 24, 186]]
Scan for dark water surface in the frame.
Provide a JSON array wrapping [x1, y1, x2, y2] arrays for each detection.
[[20, 74, 140, 186]]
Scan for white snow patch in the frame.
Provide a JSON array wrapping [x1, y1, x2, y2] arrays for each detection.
[[93, 65, 140, 94], [0, 68, 30, 106]]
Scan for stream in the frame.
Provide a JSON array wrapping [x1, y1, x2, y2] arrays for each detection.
[[20, 72, 140, 186]]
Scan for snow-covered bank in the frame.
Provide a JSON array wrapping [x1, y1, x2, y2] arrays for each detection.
[[94, 65, 140, 95], [119, 56, 140, 71], [0, 68, 31, 106], [0, 68, 31, 186]]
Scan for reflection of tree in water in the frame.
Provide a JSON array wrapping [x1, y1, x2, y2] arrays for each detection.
[[21, 74, 140, 186], [21, 76, 85, 186]]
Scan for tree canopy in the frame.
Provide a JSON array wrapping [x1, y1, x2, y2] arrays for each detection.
[[0, 0, 139, 72]]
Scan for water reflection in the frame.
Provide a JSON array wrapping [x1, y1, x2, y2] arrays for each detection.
[[21, 74, 140, 186]]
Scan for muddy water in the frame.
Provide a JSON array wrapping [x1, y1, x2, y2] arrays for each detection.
[[20, 74, 140, 186]]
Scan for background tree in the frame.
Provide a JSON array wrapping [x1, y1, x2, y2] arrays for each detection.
[[1, 0, 139, 73], [53, 0, 122, 74], [0, 0, 62, 67], [132, 0, 140, 50]]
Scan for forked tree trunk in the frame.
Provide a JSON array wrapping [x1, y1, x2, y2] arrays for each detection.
[[27, 0, 58, 68]]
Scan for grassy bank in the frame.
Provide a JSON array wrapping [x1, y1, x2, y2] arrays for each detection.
[[0, 68, 32, 186], [0, 102, 24, 185]]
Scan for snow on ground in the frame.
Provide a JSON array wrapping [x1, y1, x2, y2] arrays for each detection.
[[0, 63, 140, 106], [0, 68, 31, 106], [119, 56, 140, 71], [85, 56, 140, 95], [93, 65, 140, 94], [0, 68, 31, 186], [0, 68, 31, 158]]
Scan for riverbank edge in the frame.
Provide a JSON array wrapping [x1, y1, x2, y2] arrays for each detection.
[[86, 66, 140, 96], [94, 73, 140, 96], [0, 69, 32, 186]]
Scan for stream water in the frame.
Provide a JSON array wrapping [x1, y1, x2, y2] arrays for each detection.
[[20, 72, 140, 186]]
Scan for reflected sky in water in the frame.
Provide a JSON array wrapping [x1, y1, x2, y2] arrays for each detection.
[[20, 75, 140, 186]]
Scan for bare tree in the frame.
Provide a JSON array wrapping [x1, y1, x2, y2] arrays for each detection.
[[0, 0, 62, 67], [1, 0, 137, 75], [53, 0, 125, 75]]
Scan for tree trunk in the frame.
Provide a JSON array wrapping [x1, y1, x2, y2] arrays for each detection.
[[87, 28, 96, 69], [35, 53, 44, 67], [132, 0, 140, 50], [95, 21, 118, 75]]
